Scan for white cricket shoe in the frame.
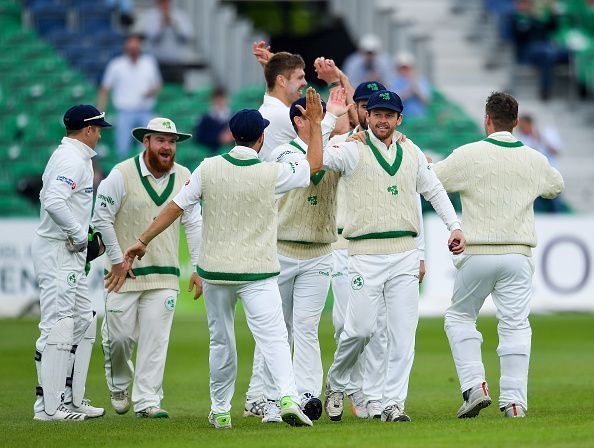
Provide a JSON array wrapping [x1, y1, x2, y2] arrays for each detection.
[[261, 399, 282, 423], [348, 391, 368, 418], [381, 404, 411, 422], [34, 404, 87, 421], [209, 411, 232, 429], [366, 400, 382, 419], [501, 403, 526, 418], [110, 390, 130, 415], [135, 406, 169, 418], [280, 395, 313, 427], [244, 397, 266, 417], [65, 399, 105, 418], [300, 393, 323, 421], [324, 388, 344, 421], [457, 381, 492, 418]]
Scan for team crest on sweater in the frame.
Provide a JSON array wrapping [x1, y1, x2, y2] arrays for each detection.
[[351, 274, 364, 290]]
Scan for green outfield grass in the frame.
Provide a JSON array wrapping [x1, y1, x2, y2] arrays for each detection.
[[1, 312, 593, 448]]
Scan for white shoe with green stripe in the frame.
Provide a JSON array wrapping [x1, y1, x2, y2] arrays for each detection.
[[279, 396, 313, 427], [209, 411, 232, 429]]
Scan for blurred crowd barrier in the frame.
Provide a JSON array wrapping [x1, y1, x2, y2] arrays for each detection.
[[1, 215, 593, 318]]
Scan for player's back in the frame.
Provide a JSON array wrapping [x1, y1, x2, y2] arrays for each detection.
[[434, 136, 564, 252]]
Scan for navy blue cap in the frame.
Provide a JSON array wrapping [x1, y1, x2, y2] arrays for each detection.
[[366, 90, 404, 113], [63, 104, 112, 130], [229, 109, 270, 142], [289, 96, 327, 125], [353, 81, 386, 102]]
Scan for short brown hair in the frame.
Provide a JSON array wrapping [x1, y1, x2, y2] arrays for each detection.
[[485, 91, 518, 130], [264, 52, 305, 90]]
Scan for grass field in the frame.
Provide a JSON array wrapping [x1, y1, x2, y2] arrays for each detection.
[[1, 311, 594, 448]]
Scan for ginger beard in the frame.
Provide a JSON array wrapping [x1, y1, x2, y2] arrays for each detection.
[[145, 134, 176, 172]]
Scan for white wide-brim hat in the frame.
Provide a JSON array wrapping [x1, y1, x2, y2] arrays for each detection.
[[132, 117, 192, 143]]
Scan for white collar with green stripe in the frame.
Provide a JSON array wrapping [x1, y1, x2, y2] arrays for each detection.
[[484, 131, 524, 148], [366, 128, 404, 152], [289, 136, 308, 153]]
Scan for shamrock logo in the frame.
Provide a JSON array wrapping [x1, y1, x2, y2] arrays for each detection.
[[162, 121, 172, 130], [307, 195, 318, 206], [67, 272, 77, 287], [351, 274, 364, 290], [367, 83, 379, 91], [387, 185, 399, 196], [379, 92, 391, 101], [165, 296, 176, 311]]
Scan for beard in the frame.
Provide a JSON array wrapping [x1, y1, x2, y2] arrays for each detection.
[[370, 124, 394, 141], [147, 145, 175, 173]]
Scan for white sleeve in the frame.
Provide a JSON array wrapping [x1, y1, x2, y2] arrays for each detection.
[[414, 195, 425, 260], [173, 166, 202, 210], [181, 202, 202, 267], [92, 169, 126, 264], [275, 160, 311, 198], [322, 141, 359, 177], [42, 155, 87, 243], [415, 147, 461, 231], [321, 113, 337, 146], [271, 145, 305, 164]]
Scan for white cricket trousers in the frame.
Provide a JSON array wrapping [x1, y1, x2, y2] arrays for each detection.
[[204, 278, 299, 413], [32, 235, 93, 353], [327, 250, 419, 408], [444, 254, 534, 410], [32, 235, 94, 413], [331, 249, 387, 400], [101, 289, 176, 412]]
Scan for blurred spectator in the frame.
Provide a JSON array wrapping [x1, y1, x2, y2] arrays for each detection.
[[194, 87, 234, 153], [511, 0, 569, 100], [97, 32, 162, 159], [137, 0, 193, 84], [388, 53, 432, 119], [342, 34, 392, 87], [515, 113, 564, 212]]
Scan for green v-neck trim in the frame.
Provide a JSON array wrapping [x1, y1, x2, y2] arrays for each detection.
[[134, 155, 175, 207], [483, 137, 524, 148], [289, 140, 306, 154], [289, 140, 325, 185], [221, 153, 261, 166], [365, 131, 403, 177]]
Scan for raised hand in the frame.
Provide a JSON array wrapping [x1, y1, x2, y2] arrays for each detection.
[[314, 57, 341, 85], [294, 87, 324, 125], [252, 41, 273, 67], [326, 87, 352, 118]]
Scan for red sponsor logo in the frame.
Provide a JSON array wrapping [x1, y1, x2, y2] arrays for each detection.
[[71, 181, 76, 190], [184, 179, 190, 186]]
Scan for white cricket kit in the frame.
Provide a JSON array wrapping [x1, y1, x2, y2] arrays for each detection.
[[32, 137, 96, 415], [251, 137, 340, 400], [173, 145, 311, 413], [257, 94, 337, 162], [329, 129, 426, 402], [323, 130, 460, 409], [247, 93, 337, 401], [93, 153, 201, 412], [433, 131, 564, 410]]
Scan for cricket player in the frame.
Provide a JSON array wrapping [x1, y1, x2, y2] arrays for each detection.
[[323, 91, 464, 422], [432, 92, 564, 419], [32, 104, 112, 421], [249, 92, 350, 423], [123, 88, 325, 429], [329, 80, 426, 419], [93, 117, 201, 418], [245, 46, 344, 418]]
